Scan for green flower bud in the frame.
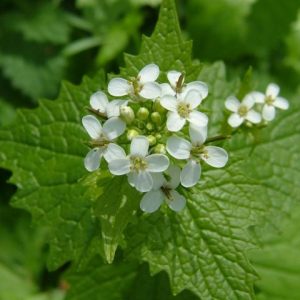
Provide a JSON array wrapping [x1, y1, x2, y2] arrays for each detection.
[[154, 100, 166, 113], [146, 122, 154, 131], [127, 129, 139, 140], [147, 135, 157, 146], [120, 106, 135, 124], [137, 107, 149, 120], [154, 143, 166, 154], [151, 112, 162, 125], [155, 133, 162, 140]]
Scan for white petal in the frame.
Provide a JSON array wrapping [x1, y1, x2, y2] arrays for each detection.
[[90, 91, 108, 112], [228, 113, 244, 128], [151, 173, 165, 189], [202, 146, 228, 168], [262, 105, 276, 121], [242, 94, 255, 109], [108, 78, 131, 96], [82, 115, 102, 139], [266, 83, 280, 98], [225, 96, 240, 112], [245, 110, 261, 124], [103, 143, 126, 163], [166, 112, 186, 132], [160, 83, 175, 97], [108, 158, 131, 175], [250, 91, 265, 104], [84, 148, 103, 172], [166, 137, 191, 159], [182, 81, 208, 99], [146, 154, 169, 172], [130, 136, 149, 157], [184, 89, 202, 109], [139, 82, 161, 99], [189, 124, 207, 146], [180, 160, 201, 188], [138, 64, 160, 83], [167, 70, 182, 87], [102, 117, 126, 140], [168, 190, 186, 212], [131, 171, 153, 192], [140, 190, 164, 213], [106, 100, 128, 118], [274, 97, 289, 110], [187, 110, 208, 127], [165, 165, 181, 189], [160, 95, 177, 112]]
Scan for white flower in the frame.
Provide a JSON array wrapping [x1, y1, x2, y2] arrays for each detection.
[[250, 83, 289, 121], [225, 94, 261, 128], [160, 89, 208, 131], [90, 91, 127, 118], [166, 125, 228, 187], [108, 64, 161, 100], [82, 115, 126, 172], [108, 136, 170, 192], [159, 70, 208, 99], [140, 165, 186, 213]]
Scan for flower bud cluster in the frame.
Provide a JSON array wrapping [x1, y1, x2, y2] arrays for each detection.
[[82, 64, 229, 213]]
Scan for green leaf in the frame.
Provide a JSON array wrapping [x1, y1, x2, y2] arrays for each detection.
[[65, 258, 138, 300], [0, 73, 106, 270], [65, 258, 197, 300], [95, 175, 141, 263], [249, 205, 300, 300]]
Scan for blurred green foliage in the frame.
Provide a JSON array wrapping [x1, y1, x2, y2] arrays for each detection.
[[1, 0, 300, 299]]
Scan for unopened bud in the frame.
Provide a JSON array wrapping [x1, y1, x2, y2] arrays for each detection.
[[151, 112, 162, 125], [137, 107, 149, 120], [120, 106, 135, 124], [154, 100, 166, 113], [146, 122, 154, 131], [147, 135, 157, 146], [155, 133, 162, 140], [154, 143, 166, 154], [127, 129, 139, 140]]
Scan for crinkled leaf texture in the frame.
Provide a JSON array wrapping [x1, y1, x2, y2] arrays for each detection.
[[0, 1, 300, 300]]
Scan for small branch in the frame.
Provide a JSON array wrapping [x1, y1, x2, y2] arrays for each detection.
[[205, 135, 231, 143]]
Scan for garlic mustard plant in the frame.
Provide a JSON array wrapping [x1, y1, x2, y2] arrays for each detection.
[[82, 64, 232, 212]]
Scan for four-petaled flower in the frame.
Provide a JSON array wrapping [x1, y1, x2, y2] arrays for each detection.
[[82, 115, 126, 172], [108, 136, 170, 192], [161, 89, 208, 131], [140, 165, 186, 213], [167, 125, 228, 187], [89, 91, 128, 118], [108, 64, 161, 100], [250, 83, 289, 121], [225, 94, 261, 128]]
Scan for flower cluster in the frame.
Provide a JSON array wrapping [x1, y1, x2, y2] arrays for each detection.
[[225, 83, 289, 128], [82, 64, 228, 213]]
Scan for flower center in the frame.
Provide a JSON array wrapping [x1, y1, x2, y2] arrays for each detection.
[[191, 145, 207, 158], [238, 105, 248, 117], [130, 156, 148, 172], [177, 102, 191, 118], [265, 95, 274, 105], [161, 186, 172, 199]]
